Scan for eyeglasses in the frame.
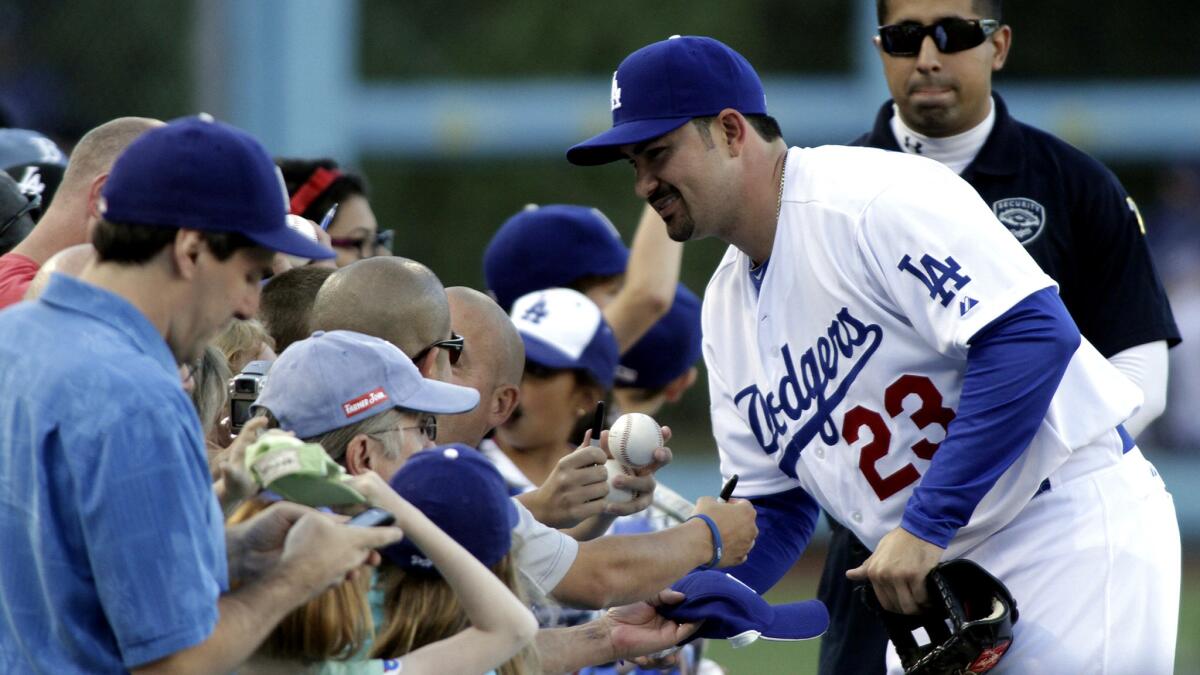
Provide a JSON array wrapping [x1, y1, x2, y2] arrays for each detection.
[[330, 230, 395, 256], [0, 193, 42, 241], [878, 18, 999, 56], [378, 414, 438, 443], [414, 332, 465, 366]]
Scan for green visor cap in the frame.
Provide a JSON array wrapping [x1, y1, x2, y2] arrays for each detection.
[[244, 430, 366, 507]]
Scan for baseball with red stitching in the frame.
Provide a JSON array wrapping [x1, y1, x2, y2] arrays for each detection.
[[609, 412, 663, 469]]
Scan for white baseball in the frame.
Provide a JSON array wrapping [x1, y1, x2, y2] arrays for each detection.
[[609, 412, 663, 469], [604, 459, 638, 503]]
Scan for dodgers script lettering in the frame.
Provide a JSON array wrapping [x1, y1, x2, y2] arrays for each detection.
[[734, 307, 883, 478]]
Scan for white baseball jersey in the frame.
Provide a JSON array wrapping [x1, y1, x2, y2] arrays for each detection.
[[703, 145, 1140, 557]]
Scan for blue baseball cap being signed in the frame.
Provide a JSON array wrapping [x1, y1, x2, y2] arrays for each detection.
[[659, 570, 829, 647], [100, 114, 335, 261], [567, 36, 767, 166]]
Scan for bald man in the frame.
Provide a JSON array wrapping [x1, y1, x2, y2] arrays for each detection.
[[439, 286, 524, 447], [22, 243, 94, 300], [0, 117, 163, 309], [311, 256, 455, 380]]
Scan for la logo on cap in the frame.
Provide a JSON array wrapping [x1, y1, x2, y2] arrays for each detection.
[[610, 72, 622, 111]]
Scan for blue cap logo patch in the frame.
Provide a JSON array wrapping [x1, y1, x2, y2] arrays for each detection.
[[992, 197, 1046, 245]]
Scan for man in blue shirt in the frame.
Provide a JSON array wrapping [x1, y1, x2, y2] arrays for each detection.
[[0, 115, 404, 673]]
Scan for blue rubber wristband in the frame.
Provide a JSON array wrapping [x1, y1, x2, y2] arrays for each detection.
[[687, 514, 723, 570]]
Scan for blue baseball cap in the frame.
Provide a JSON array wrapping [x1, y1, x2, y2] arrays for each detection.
[[659, 570, 829, 647], [484, 204, 629, 311], [99, 114, 335, 260], [615, 284, 702, 390], [567, 36, 767, 166], [511, 287, 620, 389], [381, 444, 518, 572], [253, 330, 480, 439]]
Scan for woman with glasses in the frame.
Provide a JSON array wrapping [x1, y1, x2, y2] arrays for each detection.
[[277, 157, 394, 268]]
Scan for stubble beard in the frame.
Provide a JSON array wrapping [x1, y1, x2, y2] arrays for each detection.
[[666, 213, 695, 242]]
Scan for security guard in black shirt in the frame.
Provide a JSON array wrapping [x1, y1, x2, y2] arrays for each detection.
[[819, 2, 1181, 673]]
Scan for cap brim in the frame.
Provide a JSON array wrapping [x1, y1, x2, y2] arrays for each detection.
[[566, 117, 694, 166], [760, 599, 830, 641], [397, 379, 481, 415], [245, 225, 337, 260], [521, 334, 578, 371]]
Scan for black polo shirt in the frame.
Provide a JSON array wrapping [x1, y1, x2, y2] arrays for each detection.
[[852, 93, 1180, 357]]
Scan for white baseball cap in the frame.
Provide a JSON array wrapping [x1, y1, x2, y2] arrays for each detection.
[[510, 287, 620, 388]]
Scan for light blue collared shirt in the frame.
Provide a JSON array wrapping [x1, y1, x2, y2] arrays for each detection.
[[0, 274, 227, 672]]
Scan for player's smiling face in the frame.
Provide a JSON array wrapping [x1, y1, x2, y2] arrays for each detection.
[[621, 121, 739, 243], [877, 0, 1011, 137]]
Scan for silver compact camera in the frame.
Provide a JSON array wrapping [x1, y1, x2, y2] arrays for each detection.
[[229, 359, 270, 433]]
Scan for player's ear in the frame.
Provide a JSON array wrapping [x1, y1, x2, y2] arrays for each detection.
[[990, 25, 1012, 71], [717, 109, 747, 157]]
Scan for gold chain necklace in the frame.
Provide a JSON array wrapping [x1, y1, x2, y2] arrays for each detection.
[[775, 152, 788, 222]]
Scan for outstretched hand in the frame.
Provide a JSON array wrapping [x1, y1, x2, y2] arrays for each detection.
[[213, 416, 272, 514], [607, 589, 700, 663], [602, 426, 674, 517]]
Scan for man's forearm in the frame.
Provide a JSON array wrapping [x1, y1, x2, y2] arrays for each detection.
[[536, 620, 616, 674], [552, 519, 709, 608]]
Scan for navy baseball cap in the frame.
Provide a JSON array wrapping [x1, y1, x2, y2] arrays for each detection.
[[511, 288, 620, 389], [484, 204, 629, 311], [382, 444, 518, 573], [659, 570, 829, 647], [0, 128, 67, 217], [615, 284, 702, 390], [99, 114, 334, 260], [567, 36, 767, 166], [253, 330, 480, 439]]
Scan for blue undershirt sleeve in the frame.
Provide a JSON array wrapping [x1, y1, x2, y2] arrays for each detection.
[[900, 287, 1080, 547], [722, 486, 820, 594]]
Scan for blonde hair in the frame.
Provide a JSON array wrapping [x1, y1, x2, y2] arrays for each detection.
[[370, 555, 536, 675], [191, 344, 231, 438], [214, 319, 276, 375], [227, 498, 373, 662]]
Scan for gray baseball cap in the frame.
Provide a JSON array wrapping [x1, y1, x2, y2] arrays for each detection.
[[254, 330, 480, 439]]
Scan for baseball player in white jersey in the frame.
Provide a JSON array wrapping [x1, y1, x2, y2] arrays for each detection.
[[567, 35, 1180, 674]]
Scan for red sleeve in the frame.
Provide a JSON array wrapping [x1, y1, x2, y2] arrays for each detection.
[[0, 253, 41, 310]]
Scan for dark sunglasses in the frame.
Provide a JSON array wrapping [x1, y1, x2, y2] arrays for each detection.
[[414, 332, 465, 366], [878, 18, 999, 56], [0, 192, 42, 241], [330, 229, 395, 255]]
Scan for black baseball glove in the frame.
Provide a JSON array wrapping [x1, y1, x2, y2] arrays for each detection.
[[858, 559, 1019, 675]]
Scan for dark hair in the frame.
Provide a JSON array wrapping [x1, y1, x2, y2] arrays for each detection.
[[876, 0, 1002, 24], [92, 219, 260, 264], [275, 157, 370, 222], [259, 265, 336, 353], [691, 114, 784, 144], [569, 273, 623, 296]]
